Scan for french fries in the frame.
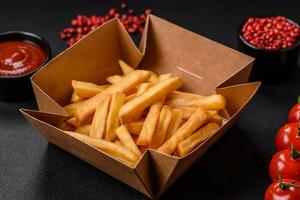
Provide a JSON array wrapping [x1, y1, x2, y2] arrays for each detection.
[[73, 70, 151, 122], [125, 121, 144, 136], [119, 77, 182, 123], [119, 60, 134, 75], [65, 131, 139, 166], [148, 71, 159, 83], [176, 122, 220, 157], [136, 83, 154, 96], [124, 93, 136, 103], [58, 121, 73, 131], [158, 73, 172, 82], [165, 94, 226, 110], [66, 117, 79, 127], [165, 108, 184, 140], [90, 95, 111, 139], [105, 92, 125, 141], [177, 106, 197, 120], [64, 101, 84, 117], [65, 114, 93, 127], [71, 92, 83, 102], [72, 80, 108, 98], [75, 124, 91, 135], [58, 60, 228, 166], [167, 90, 203, 100], [114, 139, 123, 146], [158, 107, 207, 155], [150, 105, 173, 149], [116, 125, 142, 157], [137, 99, 164, 146], [106, 75, 123, 84], [209, 114, 223, 127]]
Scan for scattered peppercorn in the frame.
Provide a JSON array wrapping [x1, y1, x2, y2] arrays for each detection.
[[241, 16, 300, 50], [60, 3, 153, 46]]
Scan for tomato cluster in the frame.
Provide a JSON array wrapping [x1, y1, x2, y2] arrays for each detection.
[[265, 98, 300, 200]]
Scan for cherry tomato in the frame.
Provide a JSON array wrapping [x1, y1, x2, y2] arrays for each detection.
[[288, 100, 300, 123], [269, 148, 300, 181], [265, 178, 300, 200], [275, 122, 300, 151]]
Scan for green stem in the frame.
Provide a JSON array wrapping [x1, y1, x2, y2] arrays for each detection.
[[290, 145, 300, 160], [298, 122, 300, 137], [297, 96, 300, 103], [278, 173, 300, 190]]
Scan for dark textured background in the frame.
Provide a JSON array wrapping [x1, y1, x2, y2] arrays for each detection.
[[1, 0, 300, 199]]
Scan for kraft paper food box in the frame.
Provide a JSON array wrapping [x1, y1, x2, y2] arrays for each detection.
[[21, 15, 260, 199]]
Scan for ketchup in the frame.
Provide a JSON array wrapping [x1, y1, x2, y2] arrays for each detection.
[[0, 41, 46, 77]]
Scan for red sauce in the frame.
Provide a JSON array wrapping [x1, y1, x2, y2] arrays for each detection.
[[0, 41, 47, 77]]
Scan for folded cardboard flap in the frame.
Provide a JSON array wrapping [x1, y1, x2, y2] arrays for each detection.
[[139, 15, 255, 95], [20, 108, 153, 198], [21, 15, 259, 199], [20, 81, 260, 199], [20, 109, 67, 127], [31, 18, 143, 110]]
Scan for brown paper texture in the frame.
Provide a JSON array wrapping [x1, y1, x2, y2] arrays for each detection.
[[20, 15, 260, 199]]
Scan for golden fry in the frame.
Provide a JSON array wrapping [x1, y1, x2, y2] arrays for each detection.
[[148, 71, 159, 83], [165, 108, 184, 140], [119, 60, 134, 75], [66, 114, 94, 127], [72, 80, 108, 98], [167, 90, 203, 100], [137, 100, 164, 146], [58, 121, 73, 131], [158, 73, 172, 82], [106, 75, 123, 84], [208, 114, 224, 126], [125, 120, 144, 135], [71, 92, 84, 103], [116, 125, 142, 157], [90, 95, 111, 139], [124, 86, 138, 96], [136, 83, 154, 96], [65, 131, 139, 167], [75, 124, 91, 135], [176, 122, 220, 157], [119, 77, 182, 123], [176, 107, 217, 120], [177, 106, 196, 120], [150, 105, 173, 149], [114, 139, 123, 146], [64, 101, 85, 117], [158, 107, 207, 155], [74, 70, 151, 122], [105, 92, 125, 141], [124, 93, 136, 103], [66, 117, 79, 127], [165, 94, 226, 110]]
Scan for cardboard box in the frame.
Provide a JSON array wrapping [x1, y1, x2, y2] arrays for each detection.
[[21, 15, 260, 199]]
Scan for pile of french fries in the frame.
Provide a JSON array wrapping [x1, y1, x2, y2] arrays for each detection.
[[60, 60, 227, 167]]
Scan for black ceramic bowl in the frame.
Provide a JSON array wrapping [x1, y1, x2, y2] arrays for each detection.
[[238, 16, 300, 84], [0, 31, 51, 101]]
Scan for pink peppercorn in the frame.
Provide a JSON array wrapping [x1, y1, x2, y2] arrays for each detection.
[[61, 3, 153, 46], [242, 16, 300, 50]]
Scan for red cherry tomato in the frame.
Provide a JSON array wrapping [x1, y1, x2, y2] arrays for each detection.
[[265, 178, 300, 200], [275, 122, 300, 151], [288, 102, 300, 123], [269, 148, 300, 181]]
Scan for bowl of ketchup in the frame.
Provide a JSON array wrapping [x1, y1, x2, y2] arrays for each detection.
[[0, 31, 51, 101]]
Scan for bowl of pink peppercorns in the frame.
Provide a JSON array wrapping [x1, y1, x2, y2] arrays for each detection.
[[238, 16, 300, 84]]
